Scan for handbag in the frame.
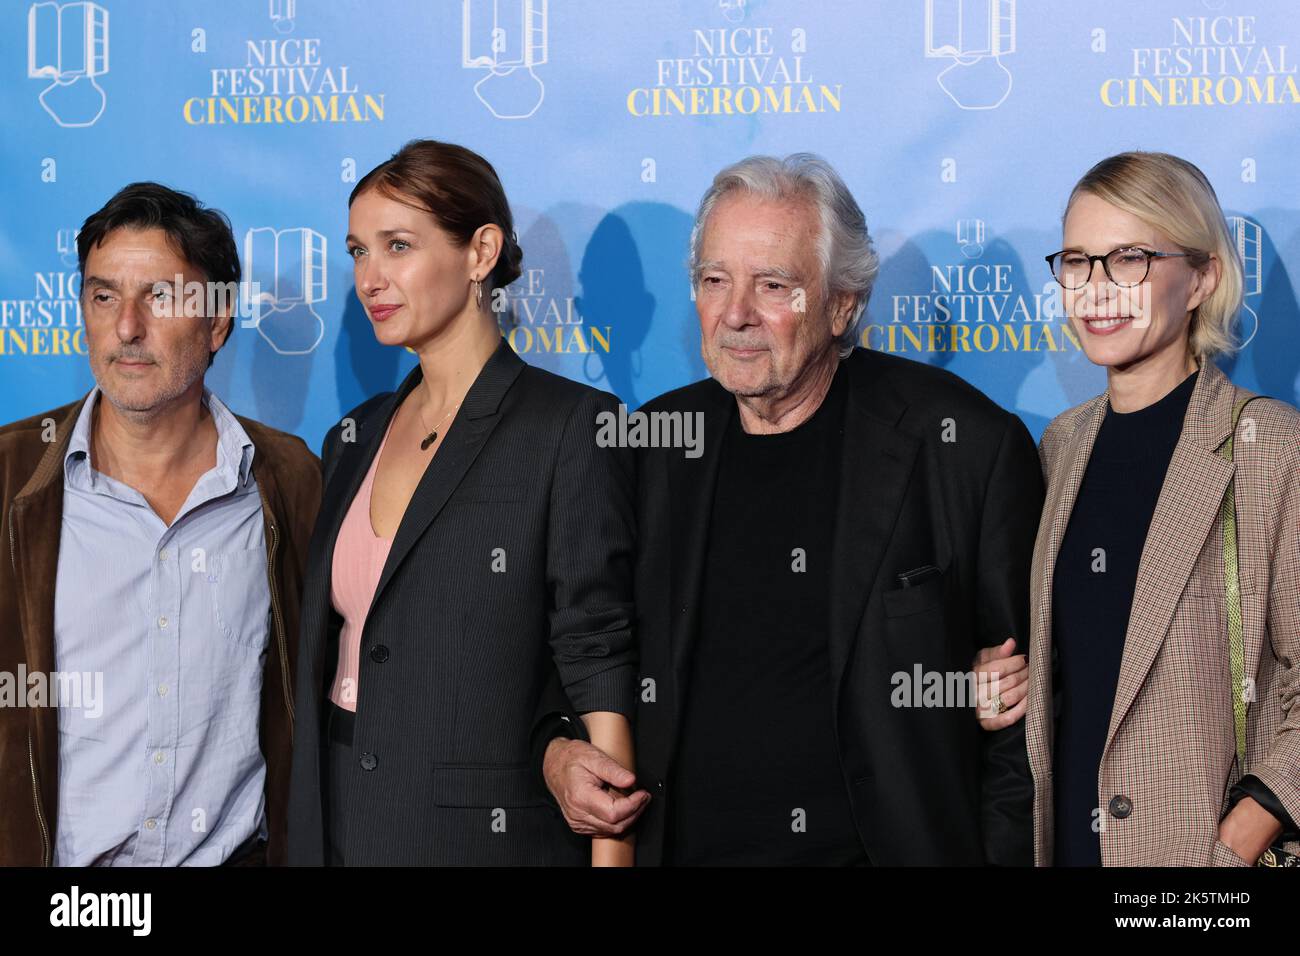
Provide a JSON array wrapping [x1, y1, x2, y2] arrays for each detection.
[[1216, 395, 1297, 867]]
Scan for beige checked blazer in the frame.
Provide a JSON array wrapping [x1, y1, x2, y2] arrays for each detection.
[[1025, 360, 1300, 866]]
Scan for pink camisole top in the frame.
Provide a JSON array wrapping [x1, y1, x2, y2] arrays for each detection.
[[327, 415, 397, 712]]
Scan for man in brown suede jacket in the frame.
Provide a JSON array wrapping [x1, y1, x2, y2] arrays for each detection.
[[0, 183, 320, 866]]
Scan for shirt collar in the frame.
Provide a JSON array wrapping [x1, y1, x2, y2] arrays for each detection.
[[63, 388, 100, 491], [63, 386, 256, 489], [206, 389, 256, 488]]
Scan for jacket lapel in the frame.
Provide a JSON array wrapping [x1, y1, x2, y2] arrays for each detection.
[[1025, 393, 1106, 780], [827, 358, 920, 703], [366, 339, 524, 619], [1101, 362, 1236, 759], [661, 353, 925, 716], [666, 381, 732, 688]]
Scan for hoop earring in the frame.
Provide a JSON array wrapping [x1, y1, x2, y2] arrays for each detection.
[[474, 279, 484, 308]]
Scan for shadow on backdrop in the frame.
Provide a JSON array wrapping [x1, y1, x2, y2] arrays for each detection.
[[576, 202, 700, 409]]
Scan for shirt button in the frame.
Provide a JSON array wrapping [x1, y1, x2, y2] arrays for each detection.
[[359, 753, 378, 771], [159, 549, 169, 562], [158, 616, 168, 629], [370, 644, 390, 663], [154, 751, 166, 765], [158, 684, 168, 697], [1108, 795, 1133, 819], [144, 819, 157, 830]]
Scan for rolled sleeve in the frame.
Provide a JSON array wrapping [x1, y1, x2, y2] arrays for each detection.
[[545, 390, 639, 717], [1229, 775, 1299, 841]]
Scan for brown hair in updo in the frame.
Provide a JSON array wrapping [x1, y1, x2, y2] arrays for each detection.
[[350, 139, 523, 291]]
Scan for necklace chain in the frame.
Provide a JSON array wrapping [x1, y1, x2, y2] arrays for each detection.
[[416, 394, 460, 451]]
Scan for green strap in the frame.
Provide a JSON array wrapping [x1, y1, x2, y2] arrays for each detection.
[[1215, 396, 1255, 771]]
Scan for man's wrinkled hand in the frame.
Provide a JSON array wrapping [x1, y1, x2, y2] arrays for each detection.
[[542, 738, 651, 837]]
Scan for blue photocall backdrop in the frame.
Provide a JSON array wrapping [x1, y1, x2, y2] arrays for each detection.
[[2, 0, 1297, 451]]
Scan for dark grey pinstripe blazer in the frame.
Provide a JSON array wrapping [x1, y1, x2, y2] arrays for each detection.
[[287, 339, 637, 865]]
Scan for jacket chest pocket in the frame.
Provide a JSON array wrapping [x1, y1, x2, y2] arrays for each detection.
[[882, 565, 948, 619], [1182, 567, 1258, 598]]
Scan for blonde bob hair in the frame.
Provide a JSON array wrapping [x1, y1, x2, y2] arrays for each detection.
[[1064, 151, 1243, 359]]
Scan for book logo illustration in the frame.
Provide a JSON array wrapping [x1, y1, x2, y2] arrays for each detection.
[[242, 227, 327, 355], [719, 0, 747, 23], [1229, 216, 1261, 349], [57, 227, 79, 267], [269, 0, 296, 34], [957, 218, 986, 259], [462, 0, 547, 120], [27, 1, 108, 128], [924, 0, 1014, 110]]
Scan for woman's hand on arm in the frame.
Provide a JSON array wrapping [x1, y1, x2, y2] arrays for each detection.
[[974, 638, 1029, 731]]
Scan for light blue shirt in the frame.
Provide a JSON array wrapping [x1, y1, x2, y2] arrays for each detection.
[[53, 387, 271, 866]]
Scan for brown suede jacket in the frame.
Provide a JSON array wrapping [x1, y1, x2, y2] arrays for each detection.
[[0, 395, 321, 866]]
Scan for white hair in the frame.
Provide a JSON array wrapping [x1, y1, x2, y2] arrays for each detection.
[[688, 153, 879, 357]]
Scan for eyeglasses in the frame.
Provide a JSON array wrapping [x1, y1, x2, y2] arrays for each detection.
[[1044, 247, 1192, 290]]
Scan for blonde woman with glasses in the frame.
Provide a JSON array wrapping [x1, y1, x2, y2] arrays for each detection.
[[975, 151, 1300, 866]]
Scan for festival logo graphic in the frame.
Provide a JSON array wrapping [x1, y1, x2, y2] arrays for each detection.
[[924, 0, 1015, 110], [27, 1, 108, 127], [56, 227, 79, 268], [627, 1, 842, 117], [182, 3, 384, 126], [719, 0, 747, 24], [499, 267, 606, 357], [1229, 216, 1261, 349], [269, 0, 296, 34], [878, 219, 1071, 355], [957, 218, 986, 259], [462, 0, 547, 120], [1101, 11, 1298, 108], [0, 229, 86, 358], [242, 227, 327, 355]]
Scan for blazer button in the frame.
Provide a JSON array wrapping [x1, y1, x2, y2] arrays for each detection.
[[1108, 795, 1133, 819], [370, 644, 390, 663], [360, 753, 378, 771]]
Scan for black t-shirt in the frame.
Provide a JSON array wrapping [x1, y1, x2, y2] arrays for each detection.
[[1052, 370, 1198, 866], [666, 368, 867, 865]]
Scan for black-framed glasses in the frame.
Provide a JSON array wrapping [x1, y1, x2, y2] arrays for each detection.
[[1045, 247, 1192, 290]]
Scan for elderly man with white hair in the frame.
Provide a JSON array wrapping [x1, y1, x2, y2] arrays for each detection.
[[540, 153, 1042, 865]]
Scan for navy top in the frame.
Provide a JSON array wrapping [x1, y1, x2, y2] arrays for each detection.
[[667, 367, 867, 865], [1051, 370, 1198, 866]]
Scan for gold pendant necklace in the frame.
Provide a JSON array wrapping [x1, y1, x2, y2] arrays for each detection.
[[417, 398, 460, 451]]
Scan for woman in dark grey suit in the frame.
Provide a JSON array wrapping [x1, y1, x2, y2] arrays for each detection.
[[287, 140, 638, 865]]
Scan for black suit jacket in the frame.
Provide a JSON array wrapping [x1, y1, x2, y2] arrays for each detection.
[[632, 347, 1041, 865], [287, 339, 637, 865]]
